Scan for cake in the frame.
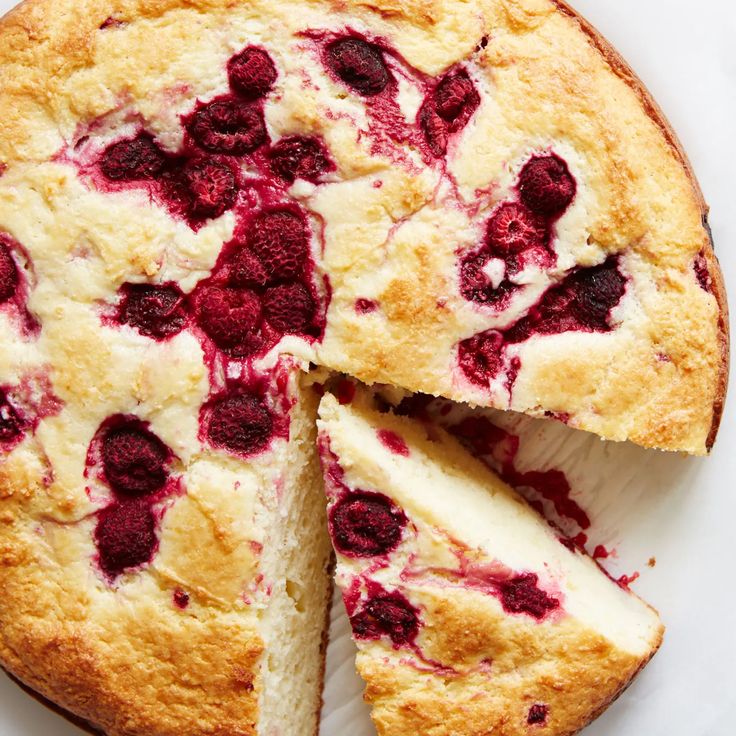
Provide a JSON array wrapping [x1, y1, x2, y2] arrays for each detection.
[[0, 0, 726, 733], [317, 391, 664, 736]]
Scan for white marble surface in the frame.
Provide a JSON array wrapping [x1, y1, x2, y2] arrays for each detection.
[[0, 1, 734, 734]]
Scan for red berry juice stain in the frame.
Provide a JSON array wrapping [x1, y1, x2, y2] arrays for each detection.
[[377, 428, 409, 457]]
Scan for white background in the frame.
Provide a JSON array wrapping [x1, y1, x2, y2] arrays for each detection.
[[0, 1, 734, 734]]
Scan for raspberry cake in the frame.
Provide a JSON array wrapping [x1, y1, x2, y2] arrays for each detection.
[[0, 0, 726, 733], [317, 391, 664, 736]]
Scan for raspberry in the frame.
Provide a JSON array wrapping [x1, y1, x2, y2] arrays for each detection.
[[246, 209, 309, 281], [325, 37, 391, 96], [486, 202, 547, 255], [459, 251, 515, 307], [434, 69, 479, 122], [419, 102, 449, 157], [527, 704, 549, 726], [230, 248, 269, 288], [0, 390, 22, 443], [193, 285, 263, 356], [268, 136, 332, 183], [100, 134, 166, 181], [499, 573, 559, 619], [330, 491, 407, 557], [95, 501, 157, 578], [351, 591, 419, 646], [262, 282, 315, 333], [569, 258, 626, 329], [0, 239, 18, 303], [182, 159, 238, 218], [518, 154, 576, 217], [118, 282, 187, 339], [694, 251, 711, 292], [376, 429, 409, 457], [204, 393, 273, 456], [188, 99, 267, 155], [227, 47, 277, 99], [458, 331, 505, 386], [102, 422, 170, 496]]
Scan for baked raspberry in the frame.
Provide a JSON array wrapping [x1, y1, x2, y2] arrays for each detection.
[[227, 47, 277, 99], [458, 331, 505, 386], [0, 239, 18, 303], [100, 134, 167, 181], [95, 501, 157, 578], [268, 136, 332, 183], [377, 429, 409, 457], [518, 154, 576, 217], [355, 298, 378, 314], [102, 422, 170, 496], [419, 103, 449, 157], [325, 37, 391, 96], [527, 704, 549, 725], [459, 251, 515, 306], [188, 99, 267, 155], [568, 258, 627, 330], [694, 251, 712, 292], [229, 248, 269, 288], [118, 282, 187, 339], [204, 393, 273, 456], [499, 573, 559, 619], [0, 390, 22, 443], [262, 282, 315, 333], [486, 202, 547, 255], [182, 159, 238, 218], [193, 285, 263, 356], [246, 208, 309, 281], [351, 591, 420, 646], [173, 588, 190, 609], [330, 491, 407, 557], [434, 69, 480, 122]]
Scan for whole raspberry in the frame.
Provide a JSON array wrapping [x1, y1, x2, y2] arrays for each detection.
[[100, 134, 167, 181], [351, 591, 420, 646], [268, 136, 332, 183], [102, 422, 171, 496], [330, 491, 407, 557], [0, 239, 18, 304], [246, 208, 309, 281], [227, 46, 277, 99], [193, 285, 263, 356], [188, 99, 267, 155], [118, 282, 187, 339], [569, 258, 626, 329], [434, 69, 479, 122], [325, 37, 391, 96], [204, 393, 273, 456], [230, 247, 269, 288], [419, 102, 449, 157], [486, 202, 547, 255], [95, 501, 157, 578], [262, 282, 315, 333], [182, 159, 238, 218], [458, 331, 506, 387], [518, 154, 576, 216]]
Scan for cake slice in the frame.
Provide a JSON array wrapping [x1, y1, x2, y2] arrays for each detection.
[[317, 391, 664, 736]]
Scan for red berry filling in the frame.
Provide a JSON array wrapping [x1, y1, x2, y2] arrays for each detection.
[[325, 37, 391, 96], [268, 135, 332, 184], [458, 331, 506, 386], [203, 392, 273, 456], [694, 251, 712, 292], [187, 98, 267, 155], [459, 251, 515, 307], [262, 282, 315, 333], [350, 591, 420, 646], [229, 247, 270, 288], [100, 134, 167, 181], [173, 588, 190, 609], [486, 202, 547, 255], [101, 422, 171, 496], [118, 282, 187, 339], [227, 47, 277, 100], [527, 704, 549, 725], [376, 429, 409, 457], [499, 573, 559, 619], [330, 491, 407, 557], [518, 154, 576, 217], [419, 104, 450, 157], [180, 158, 238, 218], [0, 239, 18, 304], [246, 208, 309, 281], [95, 500, 157, 578], [193, 285, 263, 357], [0, 390, 23, 443]]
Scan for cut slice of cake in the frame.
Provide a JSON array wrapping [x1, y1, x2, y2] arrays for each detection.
[[317, 391, 664, 736]]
